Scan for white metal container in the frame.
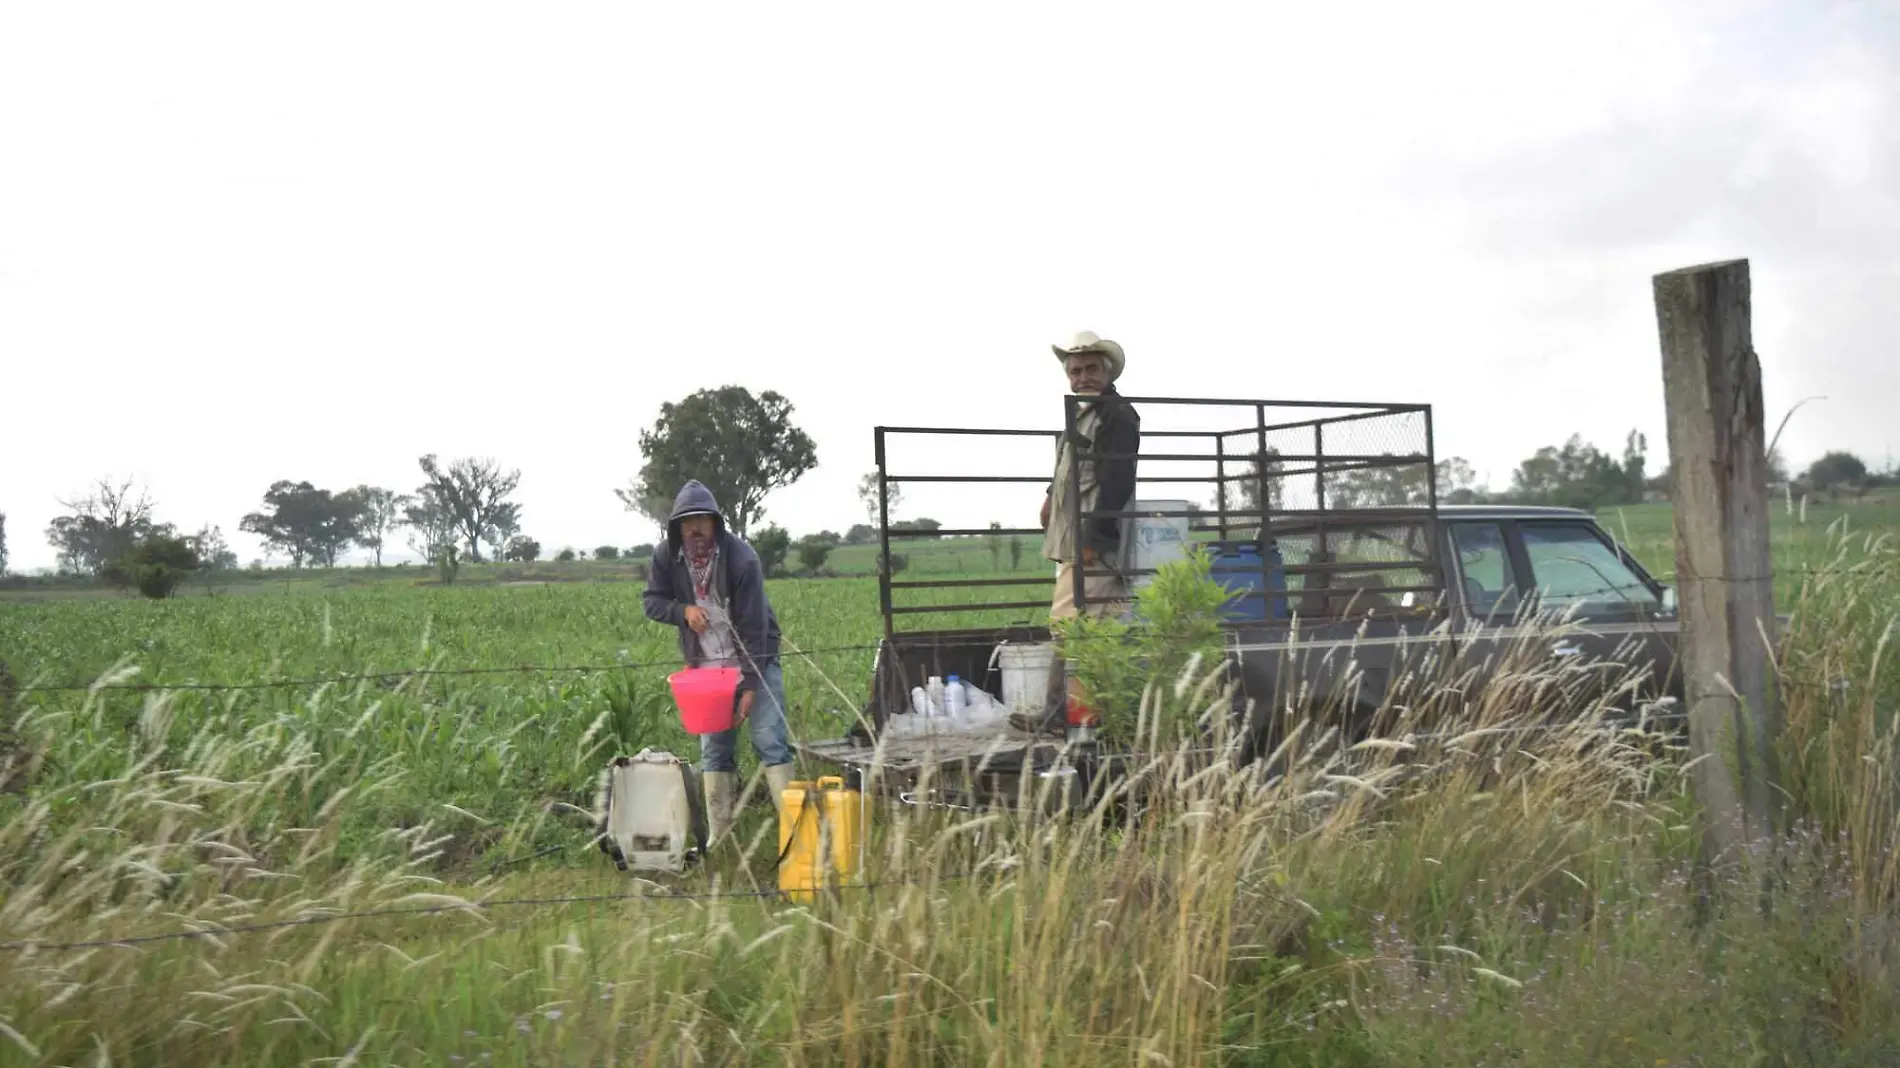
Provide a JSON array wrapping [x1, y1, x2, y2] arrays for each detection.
[[997, 642, 1057, 717], [596, 748, 707, 873], [1127, 498, 1193, 590]]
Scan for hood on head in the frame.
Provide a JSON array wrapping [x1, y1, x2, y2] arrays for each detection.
[[667, 480, 726, 546]]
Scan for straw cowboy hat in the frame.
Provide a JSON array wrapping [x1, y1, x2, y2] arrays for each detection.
[[1052, 331, 1125, 382]]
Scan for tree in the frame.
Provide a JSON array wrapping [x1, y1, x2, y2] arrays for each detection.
[[630, 543, 656, 558], [415, 454, 522, 563], [988, 521, 1003, 570], [556, 547, 578, 562], [858, 471, 901, 528], [347, 486, 411, 567], [1436, 457, 1483, 504], [612, 476, 674, 532], [844, 524, 877, 546], [485, 503, 522, 563], [796, 538, 833, 574], [1805, 451, 1868, 494], [190, 524, 239, 572], [0, 511, 7, 575], [893, 518, 942, 539], [1505, 434, 1631, 509], [595, 545, 621, 561], [1619, 431, 1649, 503], [403, 486, 462, 580], [1009, 535, 1024, 570], [1325, 460, 1428, 508], [239, 481, 365, 567], [45, 477, 167, 575], [503, 535, 541, 562], [751, 524, 791, 577], [619, 387, 818, 538], [103, 533, 201, 599], [1234, 449, 1286, 514]]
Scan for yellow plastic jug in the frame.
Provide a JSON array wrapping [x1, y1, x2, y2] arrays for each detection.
[[777, 775, 865, 902]]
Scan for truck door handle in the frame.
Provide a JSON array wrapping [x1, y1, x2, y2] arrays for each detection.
[[1551, 642, 1583, 657]]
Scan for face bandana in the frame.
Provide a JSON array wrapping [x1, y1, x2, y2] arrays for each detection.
[[684, 526, 718, 599]]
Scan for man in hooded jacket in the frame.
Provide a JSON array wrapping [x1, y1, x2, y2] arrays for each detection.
[[643, 480, 796, 844]]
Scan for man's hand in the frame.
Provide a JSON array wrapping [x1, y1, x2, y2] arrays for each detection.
[[684, 605, 709, 634], [1040, 495, 1051, 530], [737, 689, 756, 722]]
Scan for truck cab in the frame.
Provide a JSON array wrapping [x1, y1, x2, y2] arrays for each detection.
[[1221, 503, 1680, 763]]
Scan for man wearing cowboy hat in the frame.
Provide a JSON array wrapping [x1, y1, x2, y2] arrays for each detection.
[[1039, 330, 1141, 620], [1017, 331, 1142, 737]]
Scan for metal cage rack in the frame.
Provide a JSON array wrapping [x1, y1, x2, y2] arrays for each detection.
[[871, 395, 1446, 639]]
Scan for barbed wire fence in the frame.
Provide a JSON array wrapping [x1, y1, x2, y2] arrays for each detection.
[[11, 558, 1889, 697], [2, 642, 892, 696]]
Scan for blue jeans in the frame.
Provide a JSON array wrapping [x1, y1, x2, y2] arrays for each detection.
[[699, 661, 793, 772]]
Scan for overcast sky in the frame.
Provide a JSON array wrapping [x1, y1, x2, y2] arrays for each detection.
[[3, 0, 1895, 571]]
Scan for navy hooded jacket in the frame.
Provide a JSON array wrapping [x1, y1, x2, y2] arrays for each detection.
[[642, 480, 781, 695]]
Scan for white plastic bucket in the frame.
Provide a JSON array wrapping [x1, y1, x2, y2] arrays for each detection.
[[997, 642, 1057, 716], [1128, 499, 1192, 590]]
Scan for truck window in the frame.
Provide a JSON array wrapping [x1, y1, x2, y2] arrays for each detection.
[[1450, 522, 1520, 619], [1270, 520, 1439, 618], [1519, 522, 1660, 615]]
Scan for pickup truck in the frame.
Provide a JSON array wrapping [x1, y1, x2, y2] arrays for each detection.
[[795, 398, 1683, 808]]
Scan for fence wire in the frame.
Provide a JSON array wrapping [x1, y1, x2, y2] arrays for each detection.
[[5, 642, 889, 695], [6, 559, 1882, 696]]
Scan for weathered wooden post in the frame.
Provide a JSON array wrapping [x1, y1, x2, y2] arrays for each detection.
[[1652, 258, 1779, 868]]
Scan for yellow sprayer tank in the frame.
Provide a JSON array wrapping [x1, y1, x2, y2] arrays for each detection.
[[778, 775, 865, 902]]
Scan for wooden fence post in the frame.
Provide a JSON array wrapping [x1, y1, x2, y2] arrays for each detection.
[[1652, 258, 1779, 866]]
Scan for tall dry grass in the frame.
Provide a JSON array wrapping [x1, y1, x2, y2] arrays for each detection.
[[0, 527, 1895, 1066]]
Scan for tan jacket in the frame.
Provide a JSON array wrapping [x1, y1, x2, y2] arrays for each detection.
[[1044, 403, 1102, 563]]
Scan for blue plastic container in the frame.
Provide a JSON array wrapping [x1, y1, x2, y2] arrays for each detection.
[[1208, 541, 1288, 622]]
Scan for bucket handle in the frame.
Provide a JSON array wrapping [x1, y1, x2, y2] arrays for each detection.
[[816, 775, 847, 790]]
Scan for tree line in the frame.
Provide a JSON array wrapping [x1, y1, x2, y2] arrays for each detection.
[[233, 454, 528, 574], [26, 455, 532, 596], [4, 386, 1892, 594], [1236, 431, 1894, 514], [28, 479, 239, 598]]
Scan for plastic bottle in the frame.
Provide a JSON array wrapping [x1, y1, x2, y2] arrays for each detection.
[[909, 686, 928, 715], [925, 677, 945, 718], [945, 675, 967, 722]]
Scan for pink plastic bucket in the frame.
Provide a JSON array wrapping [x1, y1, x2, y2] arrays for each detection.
[[669, 666, 741, 734]]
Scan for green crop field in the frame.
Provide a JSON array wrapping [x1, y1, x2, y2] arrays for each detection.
[[1, 497, 1897, 1065]]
